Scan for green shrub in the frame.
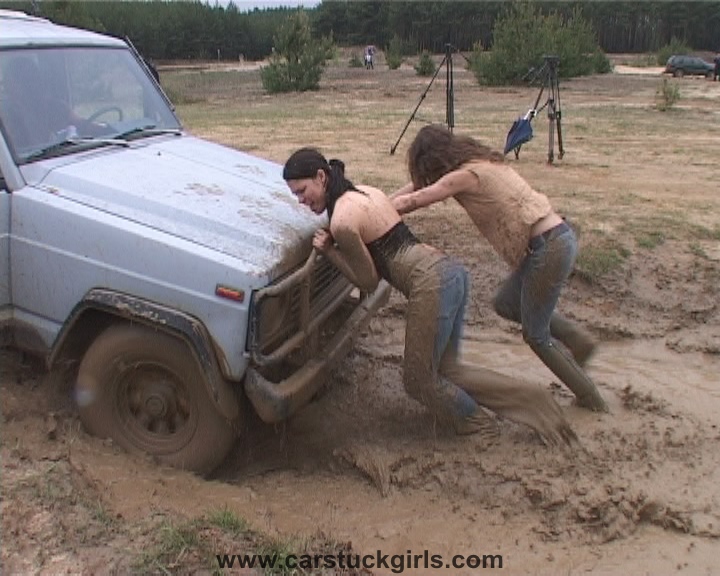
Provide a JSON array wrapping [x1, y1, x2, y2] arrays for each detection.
[[348, 53, 363, 68], [385, 34, 403, 70], [471, 3, 610, 86], [415, 51, 436, 76], [260, 11, 334, 93], [467, 41, 484, 69], [655, 78, 680, 111], [656, 37, 692, 66], [590, 49, 612, 74]]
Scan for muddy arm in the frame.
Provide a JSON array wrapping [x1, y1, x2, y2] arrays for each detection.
[[324, 225, 381, 293]]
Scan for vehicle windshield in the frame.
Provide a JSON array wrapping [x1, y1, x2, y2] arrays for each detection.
[[0, 46, 181, 163]]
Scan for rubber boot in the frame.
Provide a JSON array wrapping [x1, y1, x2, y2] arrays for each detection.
[[530, 340, 609, 412], [550, 313, 597, 367], [440, 358, 577, 446]]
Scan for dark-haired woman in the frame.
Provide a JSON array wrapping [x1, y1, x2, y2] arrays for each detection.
[[283, 147, 577, 445], [391, 124, 608, 412]]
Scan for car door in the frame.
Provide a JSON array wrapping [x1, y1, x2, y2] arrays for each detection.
[[0, 172, 9, 315]]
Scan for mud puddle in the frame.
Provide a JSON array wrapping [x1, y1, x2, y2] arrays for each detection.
[[2, 331, 718, 575], [206, 333, 720, 574]]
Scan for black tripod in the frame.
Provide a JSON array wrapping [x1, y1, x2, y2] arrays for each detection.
[[390, 44, 466, 155], [519, 55, 564, 163]]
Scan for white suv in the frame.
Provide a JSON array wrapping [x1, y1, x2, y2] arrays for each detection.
[[0, 10, 389, 474]]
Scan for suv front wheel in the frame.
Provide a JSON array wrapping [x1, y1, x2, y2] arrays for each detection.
[[75, 323, 236, 475]]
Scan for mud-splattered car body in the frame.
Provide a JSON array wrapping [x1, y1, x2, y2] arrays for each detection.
[[0, 10, 389, 474]]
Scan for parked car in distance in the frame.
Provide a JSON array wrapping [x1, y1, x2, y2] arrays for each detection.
[[0, 10, 390, 475], [664, 55, 714, 78]]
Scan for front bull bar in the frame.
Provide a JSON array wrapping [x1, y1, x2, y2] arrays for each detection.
[[244, 250, 391, 423]]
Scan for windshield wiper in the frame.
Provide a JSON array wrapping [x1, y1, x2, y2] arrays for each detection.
[[23, 136, 130, 162], [23, 126, 182, 162], [114, 125, 182, 141]]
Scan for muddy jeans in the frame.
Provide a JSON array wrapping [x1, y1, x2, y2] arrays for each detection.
[[493, 221, 576, 346], [403, 255, 478, 426]]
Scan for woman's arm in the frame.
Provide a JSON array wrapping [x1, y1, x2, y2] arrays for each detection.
[[390, 169, 477, 215], [388, 181, 415, 201], [314, 220, 380, 293]]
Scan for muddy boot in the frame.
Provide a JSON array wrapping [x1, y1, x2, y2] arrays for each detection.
[[440, 358, 577, 446], [531, 340, 609, 412], [550, 314, 597, 367]]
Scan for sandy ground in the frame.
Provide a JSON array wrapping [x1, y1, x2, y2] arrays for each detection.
[[2, 57, 720, 574]]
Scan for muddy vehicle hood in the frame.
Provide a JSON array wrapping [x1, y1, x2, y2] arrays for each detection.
[[27, 135, 326, 278]]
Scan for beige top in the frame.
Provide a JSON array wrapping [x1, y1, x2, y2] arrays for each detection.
[[454, 161, 553, 266]]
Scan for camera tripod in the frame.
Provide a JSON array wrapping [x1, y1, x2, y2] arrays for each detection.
[[390, 44, 468, 155], [517, 55, 565, 163]]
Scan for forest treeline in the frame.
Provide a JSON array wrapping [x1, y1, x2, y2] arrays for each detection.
[[3, 0, 719, 61]]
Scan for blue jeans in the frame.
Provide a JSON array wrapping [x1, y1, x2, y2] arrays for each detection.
[[493, 222, 577, 346], [434, 261, 478, 420]]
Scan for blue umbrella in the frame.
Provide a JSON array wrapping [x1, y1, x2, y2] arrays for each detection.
[[504, 109, 536, 156]]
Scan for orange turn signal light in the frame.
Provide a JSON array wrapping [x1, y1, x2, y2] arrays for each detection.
[[215, 285, 245, 302]]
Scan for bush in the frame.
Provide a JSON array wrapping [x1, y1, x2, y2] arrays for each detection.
[[656, 78, 680, 111], [385, 34, 403, 70], [260, 11, 334, 93], [348, 53, 363, 68], [591, 49, 613, 74], [656, 37, 693, 66], [471, 3, 610, 86], [415, 51, 436, 76]]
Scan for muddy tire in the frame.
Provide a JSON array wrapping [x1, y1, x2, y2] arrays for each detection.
[[76, 324, 236, 475]]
